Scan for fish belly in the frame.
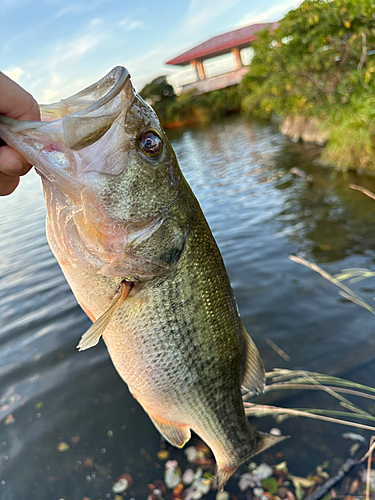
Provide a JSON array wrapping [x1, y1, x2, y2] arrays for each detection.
[[103, 287, 261, 478]]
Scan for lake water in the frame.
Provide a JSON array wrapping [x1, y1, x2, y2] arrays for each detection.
[[1, 115, 375, 499]]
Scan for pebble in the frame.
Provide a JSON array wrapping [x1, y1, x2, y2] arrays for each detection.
[[216, 491, 230, 500], [83, 458, 93, 468], [157, 450, 169, 460], [185, 446, 199, 463], [4, 414, 15, 425], [182, 469, 196, 485], [112, 478, 129, 493], [361, 470, 375, 491], [253, 487, 265, 498], [165, 461, 181, 489], [184, 477, 211, 500], [238, 472, 259, 491], [253, 463, 273, 480], [57, 442, 70, 452], [270, 428, 282, 436]]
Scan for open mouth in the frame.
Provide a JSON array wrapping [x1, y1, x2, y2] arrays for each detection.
[[0, 67, 134, 188]]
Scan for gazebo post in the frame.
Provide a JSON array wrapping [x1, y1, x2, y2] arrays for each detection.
[[190, 60, 199, 80], [231, 47, 243, 69], [197, 60, 206, 80]]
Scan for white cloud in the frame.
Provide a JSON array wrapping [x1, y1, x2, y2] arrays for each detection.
[[55, 4, 86, 19], [129, 20, 144, 30], [59, 34, 99, 61], [54, 1, 106, 20], [42, 73, 63, 102], [181, 0, 242, 34], [90, 18, 103, 26], [239, 0, 303, 26], [118, 18, 144, 30], [3, 66, 24, 82], [31, 30, 105, 102]]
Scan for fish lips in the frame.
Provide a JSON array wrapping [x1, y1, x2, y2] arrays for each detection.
[[0, 66, 135, 194]]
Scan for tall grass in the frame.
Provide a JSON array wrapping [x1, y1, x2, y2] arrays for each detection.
[[244, 369, 375, 432], [318, 98, 375, 171]]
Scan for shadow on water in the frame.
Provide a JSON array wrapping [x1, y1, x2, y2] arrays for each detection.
[[1, 115, 375, 498]]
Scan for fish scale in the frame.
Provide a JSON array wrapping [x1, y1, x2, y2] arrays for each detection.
[[0, 66, 286, 489]]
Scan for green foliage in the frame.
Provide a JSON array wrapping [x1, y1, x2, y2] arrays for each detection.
[[139, 75, 241, 126], [139, 75, 175, 104], [139, 76, 176, 123], [319, 96, 375, 170], [167, 86, 241, 124], [241, 0, 375, 117], [240, 0, 375, 169]]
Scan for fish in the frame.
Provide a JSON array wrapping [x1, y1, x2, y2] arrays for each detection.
[[0, 66, 286, 489]]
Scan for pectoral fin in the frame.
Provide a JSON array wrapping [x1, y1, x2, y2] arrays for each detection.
[[77, 281, 132, 351], [149, 413, 191, 448], [241, 327, 265, 395]]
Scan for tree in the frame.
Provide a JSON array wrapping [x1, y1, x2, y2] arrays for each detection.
[[139, 76, 176, 123], [139, 76, 175, 106], [240, 0, 375, 170], [241, 0, 375, 117]]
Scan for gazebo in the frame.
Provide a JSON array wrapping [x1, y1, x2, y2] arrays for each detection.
[[166, 22, 278, 94]]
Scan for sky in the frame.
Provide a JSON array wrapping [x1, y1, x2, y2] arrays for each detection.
[[1, 0, 301, 104]]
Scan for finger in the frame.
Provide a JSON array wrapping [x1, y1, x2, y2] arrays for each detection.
[[0, 172, 19, 196], [0, 73, 40, 121], [0, 145, 32, 177]]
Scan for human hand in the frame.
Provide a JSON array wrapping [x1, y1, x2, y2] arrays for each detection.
[[0, 72, 40, 195]]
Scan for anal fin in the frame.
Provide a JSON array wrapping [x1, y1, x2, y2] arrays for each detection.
[[149, 413, 191, 448], [241, 327, 265, 395]]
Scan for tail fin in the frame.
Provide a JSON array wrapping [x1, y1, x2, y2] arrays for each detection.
[[216, 433, 288, 490]]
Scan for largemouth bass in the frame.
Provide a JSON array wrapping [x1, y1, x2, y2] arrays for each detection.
[[0, 67, 285, 488]]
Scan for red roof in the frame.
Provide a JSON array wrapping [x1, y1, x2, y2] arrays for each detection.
[[166, 22, 279, 66]]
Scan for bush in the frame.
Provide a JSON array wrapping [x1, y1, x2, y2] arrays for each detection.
[[240, 0, 375, 170]]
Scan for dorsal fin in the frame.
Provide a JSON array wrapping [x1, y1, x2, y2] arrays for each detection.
[[241, 327, 265, 395]]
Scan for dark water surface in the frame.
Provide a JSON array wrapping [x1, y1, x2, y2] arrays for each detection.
[[1, 116, 375, 499]]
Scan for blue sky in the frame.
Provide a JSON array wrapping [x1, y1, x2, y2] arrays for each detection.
[[1, 0, 301, 104]]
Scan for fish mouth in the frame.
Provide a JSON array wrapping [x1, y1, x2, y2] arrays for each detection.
[[0, 67, 172, 279], [0, 66, 134, 194], [40, 66, 131, 122]]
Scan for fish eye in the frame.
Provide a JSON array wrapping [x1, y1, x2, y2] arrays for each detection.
[[138, 131, 163, 157]]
